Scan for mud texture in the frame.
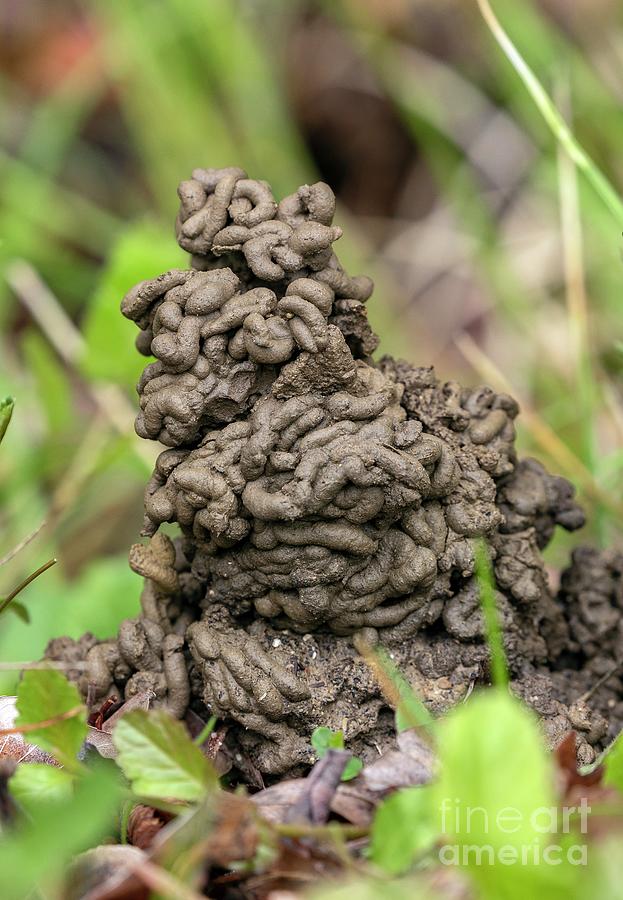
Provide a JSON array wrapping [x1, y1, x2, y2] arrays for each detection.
[[46, 168, 623, 775]]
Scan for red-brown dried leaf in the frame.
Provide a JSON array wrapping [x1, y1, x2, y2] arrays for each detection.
[[555, 732, 604, 793], [127, 805, 172, 852], [0, 696, 59, 766], [361, 748, 434, 793], [85, 691, 154, 759], [203, 792, 259, 867], [88, 696, 121, 730], [329, 782, 378, 827]]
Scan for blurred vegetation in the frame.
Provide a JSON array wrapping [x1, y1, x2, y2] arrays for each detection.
[[1, 0, 623, 687]]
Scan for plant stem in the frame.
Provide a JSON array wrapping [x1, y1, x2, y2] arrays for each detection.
[[0, 558, 57, 617], [0, 703, 84, 736]]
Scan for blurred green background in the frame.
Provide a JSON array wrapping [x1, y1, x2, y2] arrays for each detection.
[[1, 0, 622, 688]]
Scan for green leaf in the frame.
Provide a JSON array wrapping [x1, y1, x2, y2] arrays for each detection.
[[0, 765, 121, 900], [370, 785, 437, 875], [432, 688, 556, 889], [603, 731, 623, 791], [5, 600, 29, 623], [311, 727, 363, 781], [576, 836, 623, 900], [312, 879, 418, 900], [113, 709, 216, 802], [342, 756, 364, 781], [15, 668, 86, 767], [81, 219, 186, 385], [9, 763, 75, 814], [0, 396, 14, 444], [311, 726, 343, 756], [434, 690, 554, 848]]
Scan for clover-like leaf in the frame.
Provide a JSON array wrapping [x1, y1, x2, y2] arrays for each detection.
[[311, 726, 363, 781]]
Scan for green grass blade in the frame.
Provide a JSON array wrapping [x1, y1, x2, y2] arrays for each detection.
[[477, 0, 623, 225], [369, 646, 435, 735], [474, 540, 509, 689]]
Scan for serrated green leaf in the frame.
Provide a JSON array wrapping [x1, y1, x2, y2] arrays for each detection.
[[9, 763, 75, 814], [113, 709, 216, 802], [16, 668, 86, 767], [0, 765, 120, 900], [370, 785, 437, 875], [81, 219, 185, 385], [0, 396, 14, 444]]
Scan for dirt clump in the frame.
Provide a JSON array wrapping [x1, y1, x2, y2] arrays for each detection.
[[46, 167, 623, 775]]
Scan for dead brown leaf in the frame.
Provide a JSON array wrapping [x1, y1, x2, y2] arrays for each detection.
[[286, 750, 350, 825], [127, 804, 172, 851], [329, 782, 378, 827], [242, 836, 344, 896], [361, 748, 434, 793], [85, 691, 154, 759], [254, 777, 378, 828], [199, 791, 259, 867], [555, 731, 604, 793], [0, 696, 59, 766], [65, 845, 149, 900], [253, 779, 307, 824]]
